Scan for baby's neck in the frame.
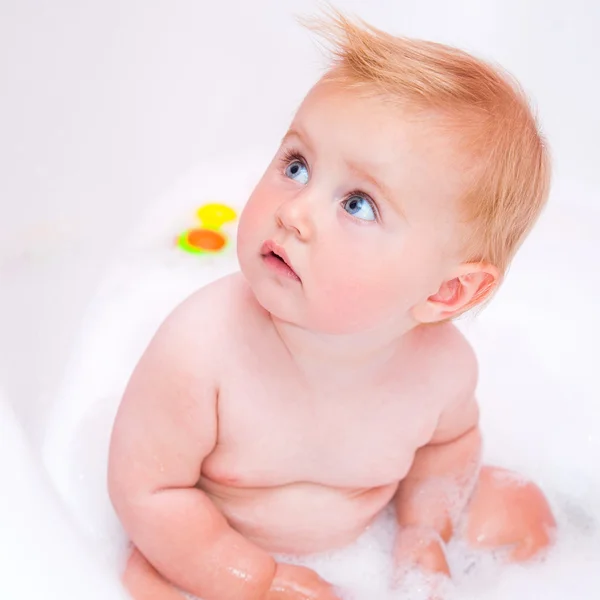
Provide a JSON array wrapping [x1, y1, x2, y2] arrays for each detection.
[[269, 314, 417, 386]]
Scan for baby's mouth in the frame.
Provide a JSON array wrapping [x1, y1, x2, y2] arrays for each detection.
[[268, 251, 286, 265], [260, 241, 301, 282]]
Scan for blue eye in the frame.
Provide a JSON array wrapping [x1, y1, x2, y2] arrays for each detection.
[[285, 160, 309, 185], [342, 194, 377, 221]]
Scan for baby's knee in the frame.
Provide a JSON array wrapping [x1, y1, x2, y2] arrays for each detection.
[[465, 466, 556, 561]]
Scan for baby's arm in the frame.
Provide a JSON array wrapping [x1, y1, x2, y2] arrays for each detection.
[[108, 298, 277, 600], [393, 340, 481, 574], [108, 292, 339, 600], [394, 404, 481, 544]]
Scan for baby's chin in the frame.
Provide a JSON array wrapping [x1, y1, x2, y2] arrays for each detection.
[[250, 285, 392, 335], [248, 280, 309, 328]]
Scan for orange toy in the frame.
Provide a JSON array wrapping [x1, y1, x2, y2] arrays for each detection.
[[176, 203, 237, 254]]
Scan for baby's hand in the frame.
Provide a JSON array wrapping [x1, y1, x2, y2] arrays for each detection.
[[266, 563, 341, 600], [393, 526, 451, 577], [393, 527, 450, 600]]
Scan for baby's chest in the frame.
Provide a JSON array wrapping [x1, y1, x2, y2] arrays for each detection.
[[203, 378, 439, 488]]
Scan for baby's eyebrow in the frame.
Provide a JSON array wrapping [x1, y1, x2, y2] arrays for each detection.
[[281, 127, 312, 151], [345, 159, 407, 221], [345, 159, 393, 204]]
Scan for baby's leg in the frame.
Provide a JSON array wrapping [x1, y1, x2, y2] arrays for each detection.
[[123, 547, 188, 600], [463, 466, 556, 561]]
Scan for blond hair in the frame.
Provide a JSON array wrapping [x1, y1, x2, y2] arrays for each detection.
[[304, 10, 550, 275]]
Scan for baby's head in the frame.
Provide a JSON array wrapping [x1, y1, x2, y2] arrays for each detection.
[[238, 11, 550, 336]]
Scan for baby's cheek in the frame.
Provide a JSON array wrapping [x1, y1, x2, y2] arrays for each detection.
[[310, 255, 402, 332], [239, 193, 264, 229], [237, 192, 270, 247]]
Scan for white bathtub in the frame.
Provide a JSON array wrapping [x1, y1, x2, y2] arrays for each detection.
[[1, 1, 599, 598]]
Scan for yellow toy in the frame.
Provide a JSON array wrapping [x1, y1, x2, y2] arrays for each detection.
[[177, 203, 237, 254]]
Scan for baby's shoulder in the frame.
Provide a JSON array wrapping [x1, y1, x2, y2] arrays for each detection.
[[175, 271, 252, 317], [419, 321, 476, 366], [412, 322, 478, 396], [160, 272, 263, 350]]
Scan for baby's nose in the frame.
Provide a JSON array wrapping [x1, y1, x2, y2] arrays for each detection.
[[275, 196, 314, 241]]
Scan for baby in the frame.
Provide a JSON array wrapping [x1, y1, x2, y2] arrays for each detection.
[[108, 11, 556, 600]]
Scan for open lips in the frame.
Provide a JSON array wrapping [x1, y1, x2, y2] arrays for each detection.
[[260, 241, 301, 281]]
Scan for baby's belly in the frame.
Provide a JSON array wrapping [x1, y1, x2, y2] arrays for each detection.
[[199, 476, 399, 554]]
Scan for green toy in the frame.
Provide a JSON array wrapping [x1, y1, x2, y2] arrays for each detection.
[[176, 203, 237, 254]]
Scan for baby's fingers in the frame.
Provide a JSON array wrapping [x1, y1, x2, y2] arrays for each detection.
[[267, 563, 341, 600]]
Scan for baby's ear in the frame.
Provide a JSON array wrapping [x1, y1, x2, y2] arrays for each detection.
[[412, 263, 500, 323]]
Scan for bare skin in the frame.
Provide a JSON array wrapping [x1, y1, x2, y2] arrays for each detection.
[[109, 81, 555, 600], [109, 275, 554, 600]]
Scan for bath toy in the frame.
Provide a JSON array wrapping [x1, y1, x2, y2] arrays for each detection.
[[197, 203, 236, 230], [176, 203, 237, 254]]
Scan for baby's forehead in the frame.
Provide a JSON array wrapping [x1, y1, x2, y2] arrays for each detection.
[[292, 82, 475, 185], [295, 81, 463, 150]]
